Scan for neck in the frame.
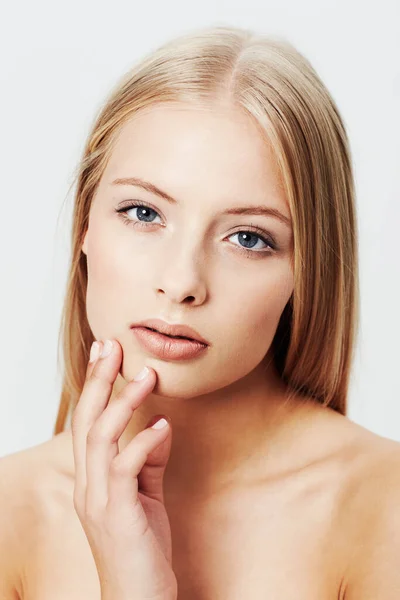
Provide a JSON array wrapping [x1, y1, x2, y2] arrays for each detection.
[[111, 355, 316, 501]]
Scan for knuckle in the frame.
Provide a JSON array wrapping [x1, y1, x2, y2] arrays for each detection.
[[71, 407, 80, 432], [86, 370, 113, 397], [73, 489, 85, 515], [109, 456, 130, 477], [109, 446, 147, 478], [85, 502, 105, 524], [87, 425, 109, 445], [88, 368, 104, 383]]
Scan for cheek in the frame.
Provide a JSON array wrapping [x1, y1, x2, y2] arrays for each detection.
[[193, 262, 293, 393], [224, 263, 293, 352], [84, 226, 139, 338]]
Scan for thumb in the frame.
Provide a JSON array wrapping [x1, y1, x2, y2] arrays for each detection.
[[137, 415, 173, 502]]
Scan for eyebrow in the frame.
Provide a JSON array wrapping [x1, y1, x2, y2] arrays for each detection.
[[111, 176, 292, 228]]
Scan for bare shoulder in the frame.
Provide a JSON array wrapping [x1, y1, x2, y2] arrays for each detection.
[[297, 405, 400, 598], [0, 431, 75, 598], [342, 419, 400, 514], [337, 421, 400, 599], [0, 430, 75, 509]]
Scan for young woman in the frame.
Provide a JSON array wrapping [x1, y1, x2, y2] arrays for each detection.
[[1, 25, 399, 600]]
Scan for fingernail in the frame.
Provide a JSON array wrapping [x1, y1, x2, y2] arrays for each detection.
[[100, 339, 113, 358], [151, 417, 168, 429], [134, 366, 150, 381], [89, 341, 100, 363]]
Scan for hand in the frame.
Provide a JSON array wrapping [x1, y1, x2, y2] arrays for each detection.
[[71, 339, 178, 600]]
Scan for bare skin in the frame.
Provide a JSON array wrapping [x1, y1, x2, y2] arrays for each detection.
[[2, 103, 400, 597], [2, 398, 400, 600]]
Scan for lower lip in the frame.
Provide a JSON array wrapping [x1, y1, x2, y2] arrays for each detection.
[[131, 327, 209, 360]]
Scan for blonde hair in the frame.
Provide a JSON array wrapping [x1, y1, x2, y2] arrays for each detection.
[[53, 25, 359, 435]]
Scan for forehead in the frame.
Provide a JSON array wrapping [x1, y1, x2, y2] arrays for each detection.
[[103, 102, 286, 206]]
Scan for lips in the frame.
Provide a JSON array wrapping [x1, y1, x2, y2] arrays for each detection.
[[130, 318, 210, 346], [131, 326, 208, 361], [143, 327, 194, 341]]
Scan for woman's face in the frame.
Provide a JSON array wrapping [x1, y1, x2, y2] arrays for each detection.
[[82, 102, 294, 398]]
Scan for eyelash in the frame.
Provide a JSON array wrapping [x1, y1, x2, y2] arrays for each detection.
[[114, 200, 278, 257]]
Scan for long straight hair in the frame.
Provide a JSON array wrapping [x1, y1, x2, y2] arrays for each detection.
[[53, 25, 359, 435]]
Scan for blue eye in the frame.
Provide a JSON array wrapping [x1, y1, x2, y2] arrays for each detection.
[[229, 231, 273, 252], [114, 201, 277, 257], [119, 202, 161, 224]]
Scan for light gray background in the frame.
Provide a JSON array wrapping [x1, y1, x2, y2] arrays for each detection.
[[0, 0, 399, 457]]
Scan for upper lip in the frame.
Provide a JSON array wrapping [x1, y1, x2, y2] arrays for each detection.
[[131, 318, 210, 346]]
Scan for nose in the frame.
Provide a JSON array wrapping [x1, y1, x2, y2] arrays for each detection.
[[155, 249, 207, 306]]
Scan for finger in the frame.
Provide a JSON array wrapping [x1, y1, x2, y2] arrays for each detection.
[[137, 414, 173, 503], [71, 339, 123, 509], [85, 368, 157, 513], [107, 416, 171, 511]]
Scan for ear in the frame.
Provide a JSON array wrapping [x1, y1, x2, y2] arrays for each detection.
[[82, 229, 88, 256]]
